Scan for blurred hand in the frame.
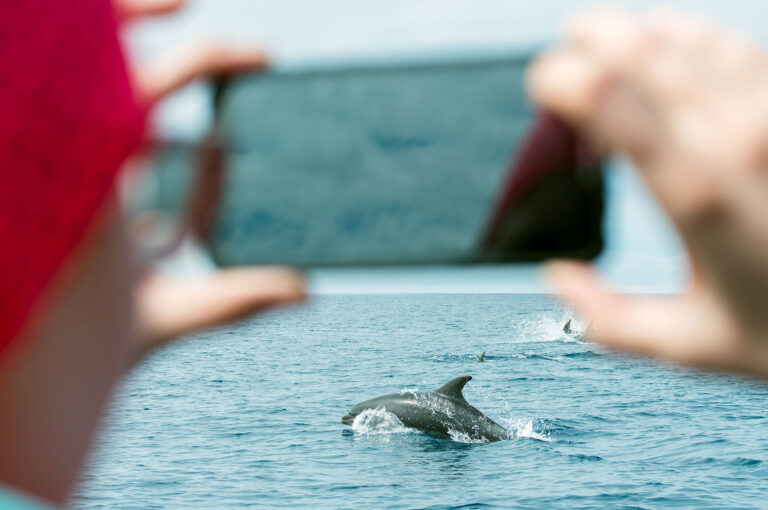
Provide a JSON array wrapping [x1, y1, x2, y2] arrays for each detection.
[[119, 0, 269, 106], [529, 9, 768, 376], [117, 0, 305, 358], [0, 3, 300, 503], [137, 268, 305, 353]]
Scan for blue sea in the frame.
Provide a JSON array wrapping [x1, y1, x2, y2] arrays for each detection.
[[76, 294, 768, 509]]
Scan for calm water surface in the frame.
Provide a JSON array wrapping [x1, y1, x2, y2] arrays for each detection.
[[77, 294, 768, 509]]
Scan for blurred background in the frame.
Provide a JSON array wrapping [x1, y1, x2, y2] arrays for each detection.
[[125, 0, 768, 294]]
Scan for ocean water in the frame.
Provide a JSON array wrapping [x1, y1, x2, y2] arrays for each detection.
[[76, 294, 768, 509]]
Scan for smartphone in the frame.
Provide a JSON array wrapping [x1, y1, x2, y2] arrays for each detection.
[[142, 53, 604, 267]]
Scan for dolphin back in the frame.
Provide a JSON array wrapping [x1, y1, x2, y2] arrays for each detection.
[[344, 375, 510, 442]]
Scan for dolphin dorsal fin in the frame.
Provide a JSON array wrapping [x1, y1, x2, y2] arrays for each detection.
[[435, 375, 472, 400]]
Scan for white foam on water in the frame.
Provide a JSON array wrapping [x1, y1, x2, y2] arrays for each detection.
[[447, 428, 490, 444], [351, 407, 415, 436], [509, 314, 586, 344], [502, 418, 553, 442]]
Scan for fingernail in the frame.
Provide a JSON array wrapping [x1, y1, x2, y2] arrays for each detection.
[[528, 52, 605, 120]]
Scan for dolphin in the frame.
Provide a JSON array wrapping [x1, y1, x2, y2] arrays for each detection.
[[341, 375, 510, 442], [477, 351, 485, 362], [563, 319, 573, 335]]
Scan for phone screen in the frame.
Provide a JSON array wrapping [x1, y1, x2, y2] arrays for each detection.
[[143, 54, 604, 267]]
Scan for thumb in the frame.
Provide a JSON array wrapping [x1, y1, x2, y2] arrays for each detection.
[[545, 261, 702, 362], [136, 267, 306, 357]]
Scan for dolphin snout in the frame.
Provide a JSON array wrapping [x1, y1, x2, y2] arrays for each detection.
[[341, 414, 355, 425]]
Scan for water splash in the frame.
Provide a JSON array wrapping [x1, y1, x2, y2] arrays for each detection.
[[509, 314, 586, 344], [447, 429, 491, 444], [447, 418, 553, 444], [502, 418, 553, 442], [562, 317, 588, 340], [351, 407, 415, 436]]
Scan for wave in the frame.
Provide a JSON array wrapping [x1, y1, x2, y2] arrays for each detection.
[[428, 351, 599, 363], [561, 351, 600, 359], [567, 453, 604, 462]]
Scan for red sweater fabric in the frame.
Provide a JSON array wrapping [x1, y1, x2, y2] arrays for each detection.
[[0, 0, 145, 358]]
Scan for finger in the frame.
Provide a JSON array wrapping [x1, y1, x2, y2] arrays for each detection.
[[567, 7, 645, 66], [544, 261, 715, 364], [567, 7, 707, 101], [527, 48, 607, 125], [645, 8, 718, 56], [546, 261, 768, 377], [557, 8, 724, 161], [565, 8, 706, 155], [643, 7, 763, 82], [114, 0, 186, 21], [133, 40, 268, 105], [532, 14, 725, 228], [644, 13, 768, 170], [528, 48, 665, 166], [614, 16, 768, 219], [137, 267, 305, 353]]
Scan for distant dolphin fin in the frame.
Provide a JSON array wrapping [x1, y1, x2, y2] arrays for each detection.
[[435, 375, 472, 400], [477, 351, 485, 362]]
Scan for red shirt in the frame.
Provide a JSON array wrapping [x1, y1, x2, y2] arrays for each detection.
[[0, 0, 145, 358]]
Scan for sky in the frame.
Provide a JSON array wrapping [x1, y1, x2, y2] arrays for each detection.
[[128, 0, 768, 293]]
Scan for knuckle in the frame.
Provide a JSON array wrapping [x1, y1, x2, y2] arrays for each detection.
[[725, 128, 768, 171], [673, 180, 726, 224]]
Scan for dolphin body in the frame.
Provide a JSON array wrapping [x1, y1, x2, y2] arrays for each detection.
[[341, 375, 510, 442]]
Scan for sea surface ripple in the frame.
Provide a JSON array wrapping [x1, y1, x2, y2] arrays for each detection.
[[76, 294, 768, 509]]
